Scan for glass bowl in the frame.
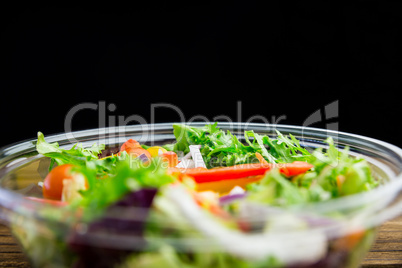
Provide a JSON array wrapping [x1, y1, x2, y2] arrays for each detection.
[[1, 122, 402, 268]]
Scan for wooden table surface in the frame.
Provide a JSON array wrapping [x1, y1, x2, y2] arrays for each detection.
[[1, 216, 402, 267]]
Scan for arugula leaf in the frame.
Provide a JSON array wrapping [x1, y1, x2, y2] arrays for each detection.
[[172, 123, 257, 168], [245, 130, 313, 164], [171, 124, 314, 168], [275, 131, 312, 161], [244, 131, 276, 163], [172, 124, 208, 154]]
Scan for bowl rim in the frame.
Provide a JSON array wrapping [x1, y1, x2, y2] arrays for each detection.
[[1, 121, 402, 155]]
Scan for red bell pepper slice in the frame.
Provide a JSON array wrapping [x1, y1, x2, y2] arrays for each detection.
[[171, 161, 314, 183], [278, 161, 315, 177]]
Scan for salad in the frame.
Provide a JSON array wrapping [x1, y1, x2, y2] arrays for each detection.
[[12, 123, 379, 268]]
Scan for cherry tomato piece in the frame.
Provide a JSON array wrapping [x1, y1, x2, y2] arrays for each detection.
[[120, 139, 141, 152], [125, 147, 152, 159], [43, 164, 75, 200], [119, 139, 151, 160]]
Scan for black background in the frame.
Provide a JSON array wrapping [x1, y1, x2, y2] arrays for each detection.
[[1, 2, 402, 148]]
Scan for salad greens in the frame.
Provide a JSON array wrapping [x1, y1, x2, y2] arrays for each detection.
[[246, 137, 378, 206], [37, 132, 175, 221], [14, 123, 380, 268], [172, 123, 256, 168], [75, 159, 175, 222], [37, 132, 104, 168], [36, 131, 120, 175], [172, 123, 313, 168]]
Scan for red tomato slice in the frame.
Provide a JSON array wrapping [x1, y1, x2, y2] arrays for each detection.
[[120, 139, 141, 152], [42, 164, 74, 200], [125, 148, 152, 159]]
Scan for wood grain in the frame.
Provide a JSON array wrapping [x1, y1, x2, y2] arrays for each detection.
[[361, 215, 402, 267], [1, 216, 402, 267], [0, 224, 30, 267]]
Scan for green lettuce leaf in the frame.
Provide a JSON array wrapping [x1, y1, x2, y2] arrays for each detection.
[[36, 132, 116, 173], [78, 159, 174, 215], [246, 138, 378, 205]]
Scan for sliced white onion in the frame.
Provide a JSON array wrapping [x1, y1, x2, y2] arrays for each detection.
[[229, 186, 246, 195], [176, 159, 196, 169], [137, 153, 150, 163], [165, 186, 327, 265], [189, 145, 206, 168]]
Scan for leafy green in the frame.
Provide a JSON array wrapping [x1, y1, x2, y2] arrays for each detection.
[[36, 132, 103, 161], [172, 123, 313, 168], [36, 132, 101, 164], [36, 132, 122, 174], [70, 158, 175, 221], [244, 131, 276, 163], [246, 138, 378, 206], [310, 138, 378, 196], [171, 123, 378, 204], [246, 169, 327, 206], [273, 131, 313, 162], [244, 130, 313, 164], [36, 132, 175, 219], [172, 123, 257, 168]]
